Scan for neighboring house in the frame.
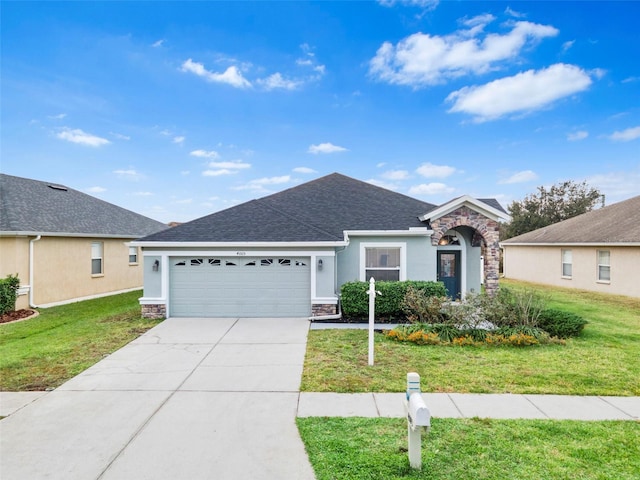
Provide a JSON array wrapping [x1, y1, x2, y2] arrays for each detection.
[[0, 173, 167, 310], [134, 173, 508, 319], [501, 195, 640, 298]]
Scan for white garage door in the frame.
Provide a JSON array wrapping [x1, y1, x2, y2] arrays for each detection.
[[169, 256, 311, 317]]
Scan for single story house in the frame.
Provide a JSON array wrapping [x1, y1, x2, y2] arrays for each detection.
[[134, 173, 508, 319], [501, 194, 640, 298], [0, 173, 167, 309]]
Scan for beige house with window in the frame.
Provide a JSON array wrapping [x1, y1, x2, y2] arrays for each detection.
[[0, 174, 167, 310], [501, 195, 640, 298]]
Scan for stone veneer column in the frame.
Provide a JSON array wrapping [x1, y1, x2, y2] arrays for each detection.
[[430, 206, 500, 296], [141, 304, 166, 319]]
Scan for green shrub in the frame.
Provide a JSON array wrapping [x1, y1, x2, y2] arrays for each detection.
[[340, 280, 446, 320], [0, 274, 21, 315], [537, 309, 588, 338], [482, 287, 546, 328], [401, 286, 447, 323]]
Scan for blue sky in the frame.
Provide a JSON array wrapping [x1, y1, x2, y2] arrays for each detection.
[[2, 1, 639, 223]]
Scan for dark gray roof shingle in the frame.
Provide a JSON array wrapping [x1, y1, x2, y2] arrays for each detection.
[[0, 174, 167, 237], [501, 195, 640, 244], [141, 173, 439, 242]]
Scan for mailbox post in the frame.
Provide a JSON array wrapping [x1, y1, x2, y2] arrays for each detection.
[[404, 372, 431, 470]]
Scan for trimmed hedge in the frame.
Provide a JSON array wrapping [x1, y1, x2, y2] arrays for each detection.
[[341, 280, 447, 321], [0, 274, 20, 315], [537, 308, 588, 338]]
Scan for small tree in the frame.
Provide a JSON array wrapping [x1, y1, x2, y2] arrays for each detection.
[[0, 274, 21, 315], [503, 180, 602, 239]]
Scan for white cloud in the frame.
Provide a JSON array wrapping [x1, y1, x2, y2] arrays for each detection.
[[561, 40, 575, 53], [370, 20, 558, 87], [174, 198, 193, 205], [586, 171, 640, 200], [113, 169, 142, 180], [381, 169, 410, 180], [293, 167, 317, 174], [207, 160, 251, 169], [499, 170, 538, 184], [409, 182, 455, 195], [416, 162, 456, 178], [378, 0, 439, 10], [202, 169, 238, 177], [133, 191, 153, 196], [181, 59, 252, 89], [190, 149, 220, 159], [607, 126, 640, 142], [367, 179, 400, 191], [48, 113, 67, 120], [257, 73, 302, 91], [110, 132, 131, 140], [308, 142, 348, 154], [567, 130, 588, 141], [232, 175, 292, 191], [446, 63, 593, 122], [173, 136, 185, 144], [181, 170, 190, 176], [622, 76, 640, 83], [56, 128, 110, 147], [504, 7, 526, 18], [85, 186, 106, 193], [152, 39, 164, 48]]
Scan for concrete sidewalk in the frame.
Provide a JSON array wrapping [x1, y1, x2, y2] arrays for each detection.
[[297, 392, 640, 421], [0, 317, 315, 480]]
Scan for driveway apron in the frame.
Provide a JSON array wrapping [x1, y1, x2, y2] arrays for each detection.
[[0, 317, 316, 480]]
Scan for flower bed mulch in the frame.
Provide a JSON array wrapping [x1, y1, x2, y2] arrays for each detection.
[[0, 309, 38, 324]]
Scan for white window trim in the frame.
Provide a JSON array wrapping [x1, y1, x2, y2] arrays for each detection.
[[597, 250, 611, 284], [561, 249, 572, 279], [359, 242, 406, 282], [129, 246, 139, 265], [91, 242, 104, 277]]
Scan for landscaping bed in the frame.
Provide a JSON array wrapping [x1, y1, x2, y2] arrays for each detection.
[[301, 280, 640, 395]]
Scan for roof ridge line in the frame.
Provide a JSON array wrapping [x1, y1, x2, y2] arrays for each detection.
[[258, 198, 339, 240]]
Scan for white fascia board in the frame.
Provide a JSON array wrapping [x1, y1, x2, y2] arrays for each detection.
[[131, 240, 347, 248], [1, 231, 141, 239], [343, 229, 433, 241], [501, 242, 640, 247], [419, 195, 510, 223], [142, 249, 337, 257]]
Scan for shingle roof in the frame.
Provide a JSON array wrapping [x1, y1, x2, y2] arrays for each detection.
[[501, 195, 640, 244], [139, 173, 504, 243], [0, 173, 167, 237], [140, 173, 438, 242]]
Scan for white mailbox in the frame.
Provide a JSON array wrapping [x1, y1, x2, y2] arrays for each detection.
[[408, 392, 431, 430]]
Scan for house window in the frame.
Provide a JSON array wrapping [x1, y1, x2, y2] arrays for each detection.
[[364, 246, 402, 281], [129, 246, 138, 264], [597, 250, 610, 282], [91, 242, 103, 275], [561, 249, 572, 278]]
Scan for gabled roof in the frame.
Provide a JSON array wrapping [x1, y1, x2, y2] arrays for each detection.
[[139, 173, 504, 244], [501, 195, 640, 245], [420, 195, 509, 223], [0, 173, 167, 238], [140, 173, 437, 243]]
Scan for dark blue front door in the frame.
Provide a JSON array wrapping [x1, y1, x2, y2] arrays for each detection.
[[437, 251, 461, 300]]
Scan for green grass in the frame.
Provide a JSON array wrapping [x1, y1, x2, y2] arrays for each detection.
[[301, 280, 640, 395], [297, 417, 640, 480], [0, 290, 162, 391]]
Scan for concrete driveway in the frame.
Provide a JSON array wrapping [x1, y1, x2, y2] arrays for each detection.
[[0, 317, 316, 480]]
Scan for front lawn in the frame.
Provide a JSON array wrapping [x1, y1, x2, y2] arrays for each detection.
[[0, 291, 162, 391], [301, 280, 640, 395], [297, 417, 640, 480]]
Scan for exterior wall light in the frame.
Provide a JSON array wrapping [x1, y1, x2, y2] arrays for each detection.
[[153, 259, 160, 272], [317, 259, 323, 270]]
